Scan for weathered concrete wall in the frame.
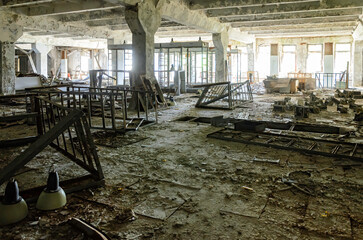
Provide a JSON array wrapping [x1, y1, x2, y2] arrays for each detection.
[[296, 43, 307, 73], [352, 40, 363, 87], [0, 42, 16, 95]]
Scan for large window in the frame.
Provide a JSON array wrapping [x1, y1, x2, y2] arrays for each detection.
[[335, 43, 351, 73], [280, 45, 296, 77], [306, 44, 323, 74], [256, 45, 270, 80], [241, 47, 248, 77]]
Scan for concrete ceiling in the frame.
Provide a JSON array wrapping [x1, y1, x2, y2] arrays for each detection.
[[1, 0, 362, 42]]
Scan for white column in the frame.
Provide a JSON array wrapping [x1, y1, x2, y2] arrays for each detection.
[[32, 42, 52, 77], [212, 30, 229, 82]]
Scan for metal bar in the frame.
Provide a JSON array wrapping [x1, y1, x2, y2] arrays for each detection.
[[87, 94, 92, 127], [110, 91, 116, 130], [74, 119, 95, 169], [81, 115, 104, 179], [100, 94, 106, 129]]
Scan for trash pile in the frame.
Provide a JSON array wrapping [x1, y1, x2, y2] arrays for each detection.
[[250, 81, 265, 95]]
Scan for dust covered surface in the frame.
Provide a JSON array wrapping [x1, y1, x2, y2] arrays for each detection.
[[0, 91, 362, 240]]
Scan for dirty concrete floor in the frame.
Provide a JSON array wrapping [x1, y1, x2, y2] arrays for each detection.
[[0, 92, 362, 239]]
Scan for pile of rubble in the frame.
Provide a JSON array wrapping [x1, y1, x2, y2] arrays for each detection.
[[273, 89, 363, 121]]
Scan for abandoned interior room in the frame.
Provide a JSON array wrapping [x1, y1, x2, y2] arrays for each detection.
[[0, 0, 363, 239]]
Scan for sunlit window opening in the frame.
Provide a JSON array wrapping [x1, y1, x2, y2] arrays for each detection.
[[306, 44, 323, 74], [335, 43, 351, 73], [280, 45, 296, 77]]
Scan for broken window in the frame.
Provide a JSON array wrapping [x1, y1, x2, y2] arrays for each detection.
[[280, 45, 296, 77], [335, 43, 351, 73], [306, 44, 323, 74]]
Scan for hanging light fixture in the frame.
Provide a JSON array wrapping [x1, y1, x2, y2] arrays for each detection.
[[36, 171, 66, 211], [0, 179, 28, 225]]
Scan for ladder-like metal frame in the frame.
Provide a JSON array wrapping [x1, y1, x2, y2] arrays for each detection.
[[208, 128, 363, 162]]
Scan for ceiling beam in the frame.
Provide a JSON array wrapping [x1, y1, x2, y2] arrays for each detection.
[[86, 18, 127, 27], [109, 20, 182, 30], [0, 9, 125, 39], [231, 15, 359, 27], [189, 0, 320, 10], [29, 31, 66, 36], [57, 8, 124, 22], [250, 26, 354, 35], [220, 7, 362, 23], [256, 31, 352, 38], [240, 21, 358, 32], [0, 0, 53, 7], [13, 0, 121, 16], [159, 0, 226, 33], [205, 0, 363, 18]]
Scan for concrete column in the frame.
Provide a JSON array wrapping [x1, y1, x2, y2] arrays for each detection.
[[270, 44, 278, 76], [297, 43, 307, 73], [247, 43, 254, 72], [0, 42, 17, 94], [212, 30, 229, 82], [60, 50, 68, 79], [0, 16, 22, 95], [324, 42, 334, 73], [125, 0, 161, 87], [32, 42, 52, 77], [352, 40, 363, 87]]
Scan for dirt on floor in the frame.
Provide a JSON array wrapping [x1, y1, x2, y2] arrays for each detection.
[[0, 90, 362, 240]]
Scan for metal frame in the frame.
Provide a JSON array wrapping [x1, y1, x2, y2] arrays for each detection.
[[195, 80, 253, 110], [28, 86, 157, 132], [208, 128, 363, 162], [0, 96, 104, 200]]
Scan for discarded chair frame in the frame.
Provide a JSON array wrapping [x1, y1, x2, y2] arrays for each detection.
[[194, 81, 253, 110], [28, 86, 158, 132], [0, 96, 104, 201], [208, 128, 363, 162]]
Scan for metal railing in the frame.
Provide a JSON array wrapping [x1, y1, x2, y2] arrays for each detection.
[[29, 86, 158, 132], [315, 72, 346, 89]]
